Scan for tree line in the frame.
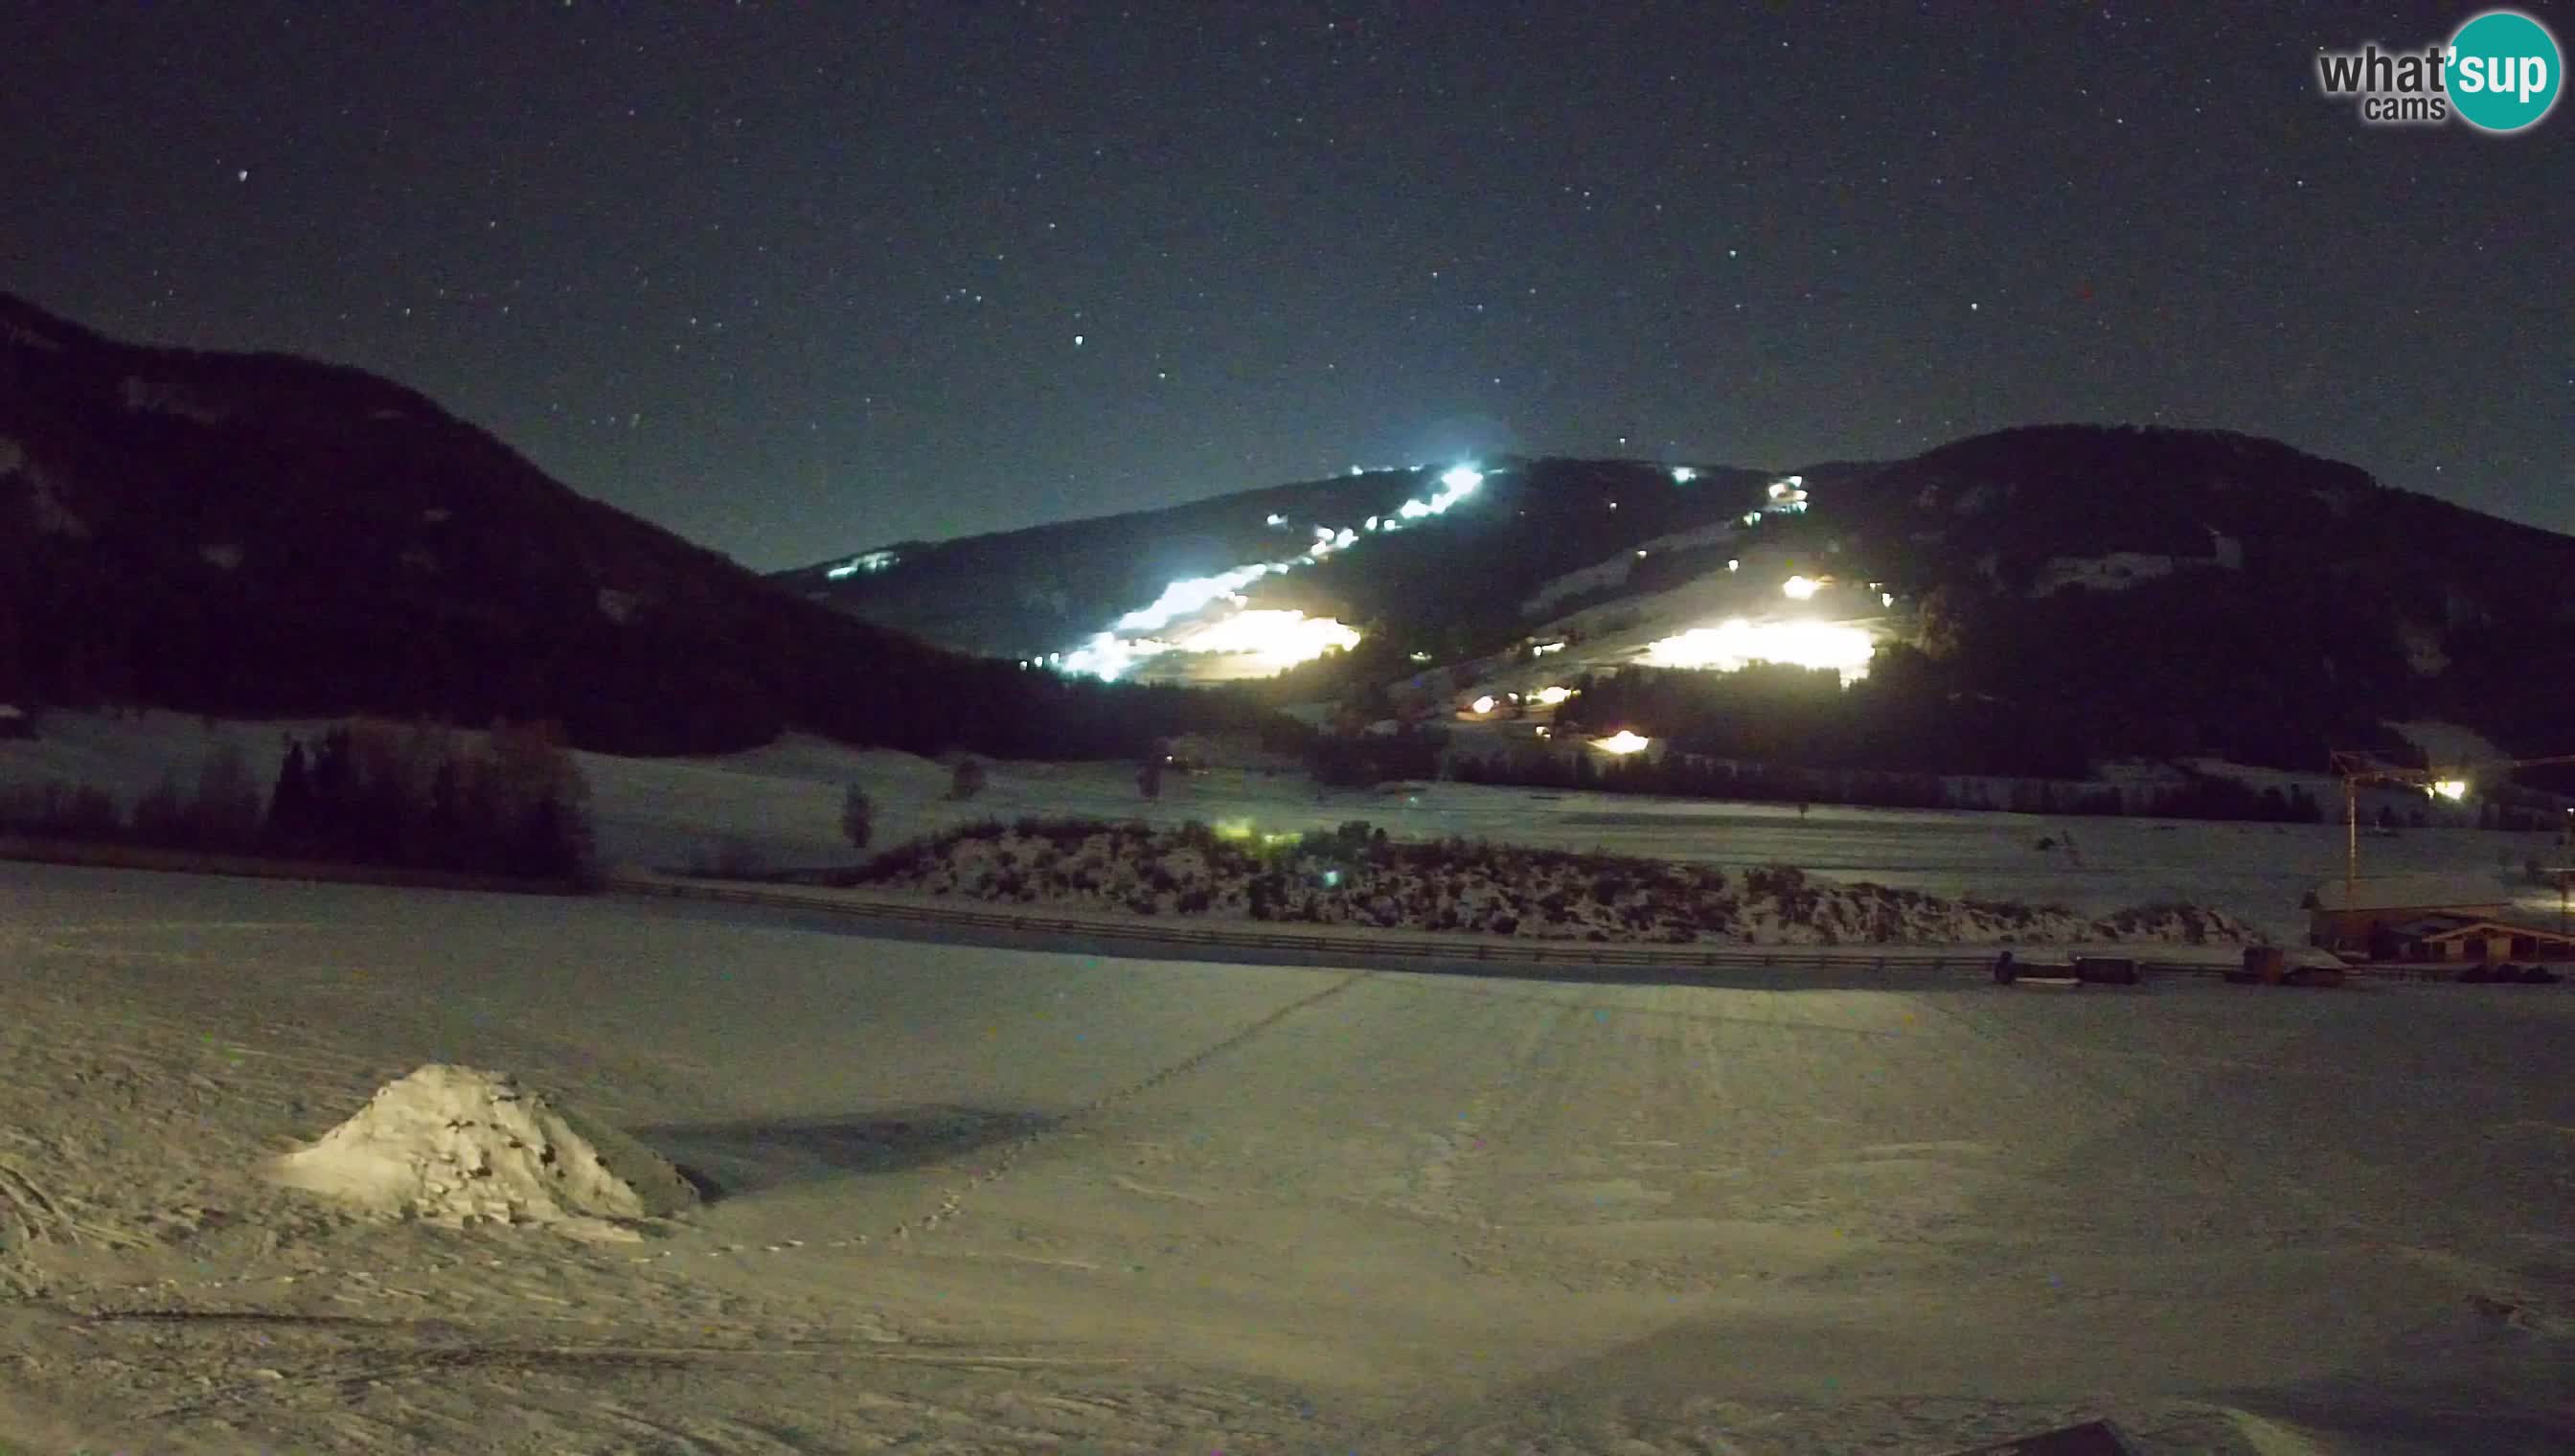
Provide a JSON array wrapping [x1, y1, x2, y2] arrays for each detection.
[[1449, 745, 2335, 824], [0, 718, 596, 882]]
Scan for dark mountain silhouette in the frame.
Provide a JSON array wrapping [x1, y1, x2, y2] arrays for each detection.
[[787, 424, 2575, 781], [0, 293, 1274, 758]]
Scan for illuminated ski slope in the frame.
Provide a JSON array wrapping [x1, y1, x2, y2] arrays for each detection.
[[1049, 464, 1877, 689], [1058, 464, 1489, 680]]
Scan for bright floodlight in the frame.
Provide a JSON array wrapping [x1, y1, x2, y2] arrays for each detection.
[[1470, 694, 1496, 714], [1533, 685, 1573, 705], [1782, 575, 1820, 601], [2431, 779, 2470, 801], [1167, 609, 1360, 671], [1060, 631, 1174, 681], [1596, 730, 1651, 754], [1115, 563, 1277, 632], [1440, 464, 1484, 493], [1671, 466, 1698, 484], [1642, 618, 1877, 686]]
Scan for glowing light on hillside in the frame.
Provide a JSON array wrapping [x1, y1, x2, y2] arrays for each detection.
[[1062, 631, 1174, 680], [1781, 575, 1820, 601], [1881, 591, 1896, 607], [1166, 609, 1360, 671], [2430, 779, 2470, 801], [1727, 558, 1740, 572], [824, 549, 899, 580], [1671, 466, 1698, 484], [1054, 460, 1491, 680], [1115, 563, 1281, 631], [1595, 730, 1651, 754], [1065, 609, 1359, 681], [1470, 694, 1497, 714], [1760, 476, 1810, 515], [1533, 685, 1574, 706], [1532, 640, 1566, 656], [1643, 618, 1877, 685]]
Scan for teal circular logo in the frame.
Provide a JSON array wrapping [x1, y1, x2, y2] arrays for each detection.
[[2447, 10, 2562, 132]]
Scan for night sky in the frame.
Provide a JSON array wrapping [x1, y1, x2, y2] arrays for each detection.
[[7, 1, 2567, 570]]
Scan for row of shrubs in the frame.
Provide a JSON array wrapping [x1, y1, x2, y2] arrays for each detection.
[[0, 718, 596, 883], [836, 814, 2130, 944]]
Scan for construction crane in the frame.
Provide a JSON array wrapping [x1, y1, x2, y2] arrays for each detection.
[[2328, 748, 2575, 905]]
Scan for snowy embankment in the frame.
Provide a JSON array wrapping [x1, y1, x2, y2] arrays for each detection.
[[850, 819, 2263, 947]]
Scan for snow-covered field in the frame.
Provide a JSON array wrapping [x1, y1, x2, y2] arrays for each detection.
[[9, 710, 2571, 945], [1, 861, 2569, 1454]]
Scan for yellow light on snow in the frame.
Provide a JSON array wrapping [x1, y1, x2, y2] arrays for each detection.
[[2430, 779, 2470, 801], [1642, 618, 1876, 685], [1533, 685, 1574, 706], [1595, 730, 1651, 755]]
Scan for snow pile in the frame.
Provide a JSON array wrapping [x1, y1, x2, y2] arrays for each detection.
[[266, 1064, 698, 1240], [855, 819, 2265, 947]]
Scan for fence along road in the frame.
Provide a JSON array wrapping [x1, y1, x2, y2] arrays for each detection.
[[605, 870, 2445, 983]]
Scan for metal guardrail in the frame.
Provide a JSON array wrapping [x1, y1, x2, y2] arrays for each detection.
[[604, 871, 2336, 980]]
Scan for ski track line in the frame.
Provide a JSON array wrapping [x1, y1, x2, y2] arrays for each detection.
[[1903, 991, 2365, 1248], [0, 1155, 148, 1254], [104, 1314, 1151, 1430], [880, 969, 1377, 1244]]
